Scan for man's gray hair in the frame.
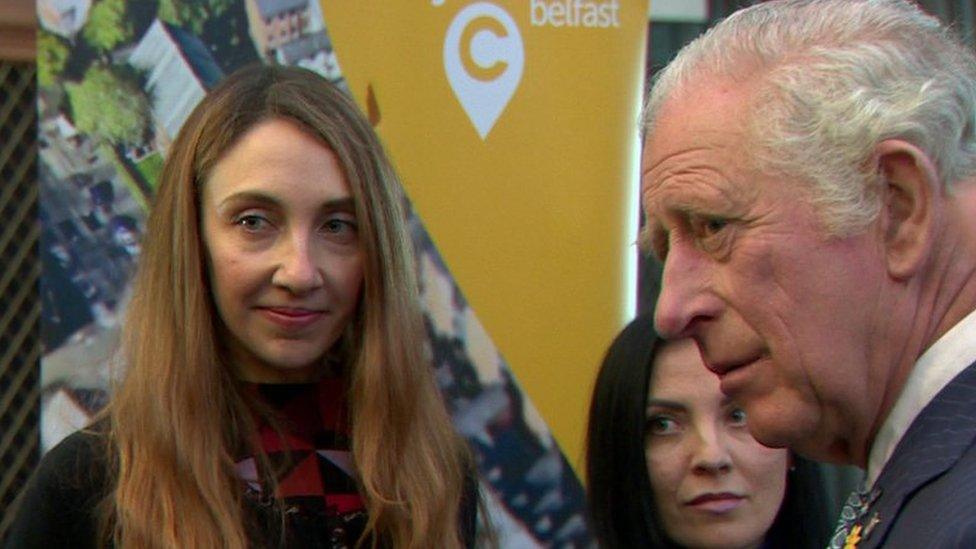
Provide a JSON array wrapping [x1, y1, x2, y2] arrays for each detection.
[[645, 0, 976, 234]]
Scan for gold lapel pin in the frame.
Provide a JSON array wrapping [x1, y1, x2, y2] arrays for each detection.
[[844, 524, 863, 549]]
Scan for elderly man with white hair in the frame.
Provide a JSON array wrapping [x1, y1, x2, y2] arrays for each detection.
[[640, 0, 976, 547]]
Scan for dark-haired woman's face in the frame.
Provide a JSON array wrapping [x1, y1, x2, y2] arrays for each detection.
[[201, 117, 364, 383], [645, 339, 788, 549]]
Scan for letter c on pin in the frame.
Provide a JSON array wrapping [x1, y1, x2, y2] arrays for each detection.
[[460, 16, 509, 82]]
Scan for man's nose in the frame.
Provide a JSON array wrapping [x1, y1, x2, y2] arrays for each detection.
[[653, 243, 722, 338]]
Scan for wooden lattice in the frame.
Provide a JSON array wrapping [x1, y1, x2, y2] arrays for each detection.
[[0, 61, 39, 538]]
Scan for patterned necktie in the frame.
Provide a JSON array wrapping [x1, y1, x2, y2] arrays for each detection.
[[829, 482, 882, 549]]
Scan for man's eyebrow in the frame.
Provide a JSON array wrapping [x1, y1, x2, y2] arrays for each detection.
[[637, 221, 669, 261], [637, 224, 654, 254]]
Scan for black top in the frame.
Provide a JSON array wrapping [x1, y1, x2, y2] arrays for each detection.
[[6, 430, 107, 549], [6, 427, 478, 548]]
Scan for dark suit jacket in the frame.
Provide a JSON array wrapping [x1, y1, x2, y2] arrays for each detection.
[[857, 359, 976, 548]]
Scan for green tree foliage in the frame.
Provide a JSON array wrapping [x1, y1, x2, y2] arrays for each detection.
[[37, 32, 69, 87], [158, 0, 233, 34], [83, 0, 134, 52], [66, 64, 151, 145]]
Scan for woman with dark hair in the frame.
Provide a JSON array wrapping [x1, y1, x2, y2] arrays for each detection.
[[10, 64, 477, 548], [586, 314, 831, 548]]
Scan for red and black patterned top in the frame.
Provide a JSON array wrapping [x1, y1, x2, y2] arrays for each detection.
[[238, 377, 369, 548]]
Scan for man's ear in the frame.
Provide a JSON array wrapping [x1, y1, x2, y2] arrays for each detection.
[[873, 139, 940, 279]]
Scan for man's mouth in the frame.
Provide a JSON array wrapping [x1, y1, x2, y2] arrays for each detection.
[[703, 356, 758, 376], [703, 353, 766, 396]]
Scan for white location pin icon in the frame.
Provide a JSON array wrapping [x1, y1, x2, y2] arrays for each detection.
[[444, 2, 524, 140]]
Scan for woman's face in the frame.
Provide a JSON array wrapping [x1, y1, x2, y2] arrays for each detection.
[[645, 339, 789, 549], [201, 117, 364, 383]]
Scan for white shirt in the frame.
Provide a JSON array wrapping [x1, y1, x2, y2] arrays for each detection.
[[866, 307, 976, 487]]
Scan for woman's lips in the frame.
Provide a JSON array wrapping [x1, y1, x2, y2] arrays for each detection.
[[685, 492, 746, 513], [258, 307, 324, 329]]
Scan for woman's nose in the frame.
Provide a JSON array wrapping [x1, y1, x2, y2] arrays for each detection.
[[271, 234, 324, 294], [690, 425, 733, 475]]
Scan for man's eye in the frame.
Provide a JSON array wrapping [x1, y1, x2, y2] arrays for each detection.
[[688, 215, 733, 254], [728, 407, 747, 426], [703, 218, 728, 235], [691, 215, 729, 237]]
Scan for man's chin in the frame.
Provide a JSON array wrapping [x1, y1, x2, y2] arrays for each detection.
[[746, 423, 793, 450], [745, 404, 822, 452], [750, 417, 852, 462]]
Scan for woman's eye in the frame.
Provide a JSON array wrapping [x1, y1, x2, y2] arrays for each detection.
[[728, 408, 747, 427], [323, 218, 355, 234], [646, 415, 680, 436], [321, 217, 358, 243], [235, 214, 269, 232]]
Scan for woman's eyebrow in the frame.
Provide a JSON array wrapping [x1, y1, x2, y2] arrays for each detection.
[[216, 193, 356, 214], [646, 398, 686, 412], [320, 197, 356, 213], [217, 190, 280, 209]]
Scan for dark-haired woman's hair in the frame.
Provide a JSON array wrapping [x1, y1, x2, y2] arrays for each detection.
[[584, 314, 832, 548]]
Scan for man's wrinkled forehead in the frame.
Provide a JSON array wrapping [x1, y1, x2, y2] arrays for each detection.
[[640, 91, 758, 194]]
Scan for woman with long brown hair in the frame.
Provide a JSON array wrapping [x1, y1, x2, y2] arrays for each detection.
[[10, 64, 477, 548]]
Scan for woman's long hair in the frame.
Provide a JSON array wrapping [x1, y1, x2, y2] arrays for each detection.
[[584, 314, 831, 548], [103, 64, 470, 548]]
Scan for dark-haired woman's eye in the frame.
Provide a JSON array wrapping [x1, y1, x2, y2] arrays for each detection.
[[646, 415, 680, 436]]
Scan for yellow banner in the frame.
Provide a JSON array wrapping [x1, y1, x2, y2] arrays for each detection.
[[322, 0, 646, 472]]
